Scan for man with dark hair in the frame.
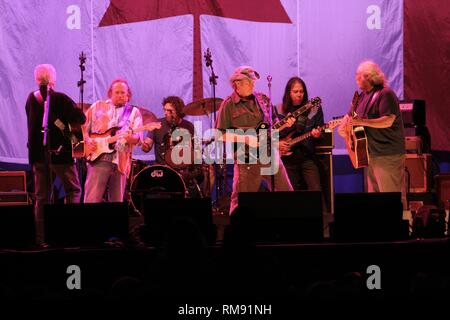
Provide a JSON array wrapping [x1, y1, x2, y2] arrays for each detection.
[[142, 96, 204, 196], [25, 63, 86, 244], [142, 96, 194, 165]]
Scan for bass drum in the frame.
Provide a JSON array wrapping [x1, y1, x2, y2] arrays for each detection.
[[130, 164, 187, 215]]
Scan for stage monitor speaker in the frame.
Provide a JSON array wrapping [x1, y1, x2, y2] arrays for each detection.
[[316, 151, 334, 214], [405, 154, 432, 193], [399, 100, 425, 126], [0, 205, 35, 248], [142, 198, 215, 246], [44, 202, 129, 247], [231, 191, 323, 244], [333, 192, 405, 242]]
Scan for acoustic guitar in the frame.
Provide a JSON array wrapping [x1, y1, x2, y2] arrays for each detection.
[[345, 91, 369, 168]]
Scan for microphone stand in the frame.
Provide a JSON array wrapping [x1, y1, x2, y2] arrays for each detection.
[[267, 75, 275, 192], [77, 51, 87, 200], [204, 48, 223, 212], [42, 85, 55, 204]]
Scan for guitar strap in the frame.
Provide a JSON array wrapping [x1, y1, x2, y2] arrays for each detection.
[[361, 90, 380, 117], [254, 93, 273, 125], [33, 90, 44, 106], [118, 103, 133, 128]]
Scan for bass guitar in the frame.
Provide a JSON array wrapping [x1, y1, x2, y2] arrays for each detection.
[[86, 122, 161, 161]]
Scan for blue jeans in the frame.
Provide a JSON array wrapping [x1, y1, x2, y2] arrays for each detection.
[[84, 160, 127, 203]]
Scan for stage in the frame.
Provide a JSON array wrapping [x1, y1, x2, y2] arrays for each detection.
[[1, 210, 450, 301]]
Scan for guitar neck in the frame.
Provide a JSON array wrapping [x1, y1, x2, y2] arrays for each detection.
[[106, 126, 147, 144], [273, 103, 313, 130], [288, 124, 328, 145]]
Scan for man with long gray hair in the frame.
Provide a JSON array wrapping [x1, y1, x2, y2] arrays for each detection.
[[25, 63, 86, 245], [338, 60, 405, 200]]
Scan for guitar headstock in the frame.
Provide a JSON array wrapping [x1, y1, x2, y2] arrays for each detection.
[[310, 96, 322, 107]]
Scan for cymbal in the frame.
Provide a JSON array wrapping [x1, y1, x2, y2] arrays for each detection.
[[136, 106, 158, 124], [184, 98, 223, 116]]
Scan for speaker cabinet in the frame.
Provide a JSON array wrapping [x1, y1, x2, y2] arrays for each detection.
[[44, 202, 129, 247], [333, 192, 406, 242], [0, 205, 35, 248], [316, 151, 334, 214], [435, 173, 450, 209], [399, 100, 425, 126], [142, 198, 215, 246], [231, 191, 323, 243], [405, 154, 432, 193]]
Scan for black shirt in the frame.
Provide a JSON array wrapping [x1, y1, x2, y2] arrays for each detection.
[[279, 105, 324, 159], [147, 117, 195, 165], [25, 88, 86, 164]]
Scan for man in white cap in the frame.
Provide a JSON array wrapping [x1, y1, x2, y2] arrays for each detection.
[[215, 66, 293, 215]]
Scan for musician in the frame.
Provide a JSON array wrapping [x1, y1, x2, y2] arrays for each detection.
[[278, 76, 324, 191], [338, 60, 405, 194], [215, 66, 293, 215], [141, 96, 203, 196], [25, 64, 86, 243], [83, 78, 148, 202], [141, 96, 195, 165]]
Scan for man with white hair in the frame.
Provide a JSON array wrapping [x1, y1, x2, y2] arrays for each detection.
[[25, 63, 86, 245], [338, 60, 405, 196], [215, 66, 293, 215]]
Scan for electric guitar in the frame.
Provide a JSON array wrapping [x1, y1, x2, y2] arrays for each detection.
[[256, 97, 322, 132], [244, 97, 322, 162], [345, 91, 369, 168], [69, 123, 85, 158], [86, 122, 161, 161], [280, 117, 343, 157]]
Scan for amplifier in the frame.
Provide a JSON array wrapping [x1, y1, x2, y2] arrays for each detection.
[[405, 136, 422, 154], [399, 100, 425, 126], [315, 129, 334, 151], [404, 154, 432, 193], [0, 171, 29, 205], [0, 192, 29, 206], [0, 171, 26, 192], [435, 173, 450, 210]]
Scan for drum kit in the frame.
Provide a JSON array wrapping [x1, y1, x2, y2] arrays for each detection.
[[129, 97, 230, 216]]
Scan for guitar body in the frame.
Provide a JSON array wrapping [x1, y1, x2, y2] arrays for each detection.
[[346, 126, 369, 168], [69, 122, 85, 158], [345, 91, 369, 169], [86, 123, 161, 162], [279, 117, 343, 157], [86, 126, 122, 161], [280, 131, 295, 157]]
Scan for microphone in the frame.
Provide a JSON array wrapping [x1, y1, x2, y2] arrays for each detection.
[[204, 48, 212, 67], [42, 84, 50, 146]]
